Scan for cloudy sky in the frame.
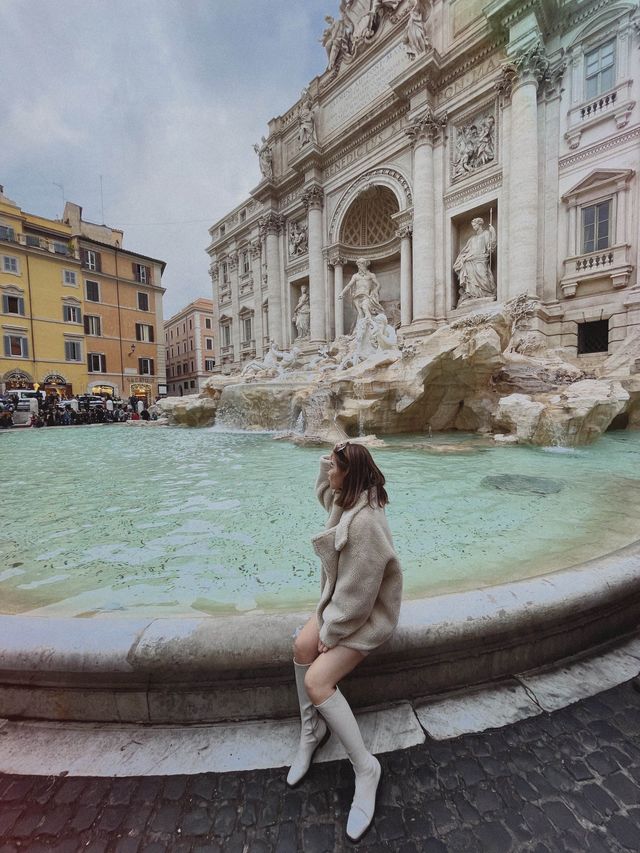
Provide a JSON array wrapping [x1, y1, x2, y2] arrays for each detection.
[[0, 0, 332, 319]]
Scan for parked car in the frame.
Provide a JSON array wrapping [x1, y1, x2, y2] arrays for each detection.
[[12, 390, 46, 411]]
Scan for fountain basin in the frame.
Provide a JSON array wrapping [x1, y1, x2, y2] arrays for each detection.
[[1, 538, 640, 723]]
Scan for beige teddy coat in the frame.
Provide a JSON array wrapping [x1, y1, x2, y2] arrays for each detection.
[[312, 456, 403, 653]]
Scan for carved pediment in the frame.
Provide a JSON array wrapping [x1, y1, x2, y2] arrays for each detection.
[[562, 169, 634, 203]]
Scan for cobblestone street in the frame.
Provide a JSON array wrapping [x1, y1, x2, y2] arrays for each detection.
[[0, 680, 639, 852]]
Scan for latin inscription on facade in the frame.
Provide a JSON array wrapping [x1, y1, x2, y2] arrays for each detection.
[[436, 55, 504, 106], [323, 43, 410, 137]]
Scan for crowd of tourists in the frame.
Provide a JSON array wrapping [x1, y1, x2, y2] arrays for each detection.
[[0, 392, 160, 429]]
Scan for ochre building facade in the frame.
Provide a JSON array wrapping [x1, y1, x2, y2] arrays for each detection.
[[164, 298, 216, 396], [207, 0, 640, 375], [0, 188, 166, 403]]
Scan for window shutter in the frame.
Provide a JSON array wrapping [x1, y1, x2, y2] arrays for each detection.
[[150, 359, 155, 375], [84, 316, 90, 334], [22, 338, 28, 358], [2, 295, 7, 313], [149, 326, 155, 342], [80, 248, 88, 267], [135, 324, 141, 341], [100, 354, 106, 373], [95, 252, 102, 273], [18, 297, 25, 316], [132, 262, 138, 281], [87, 354, 92, 371], [3, 335, 10, 357], [145, 266, 152, 285], [138, 357, 143, 374], [78, 308, 82, 323]]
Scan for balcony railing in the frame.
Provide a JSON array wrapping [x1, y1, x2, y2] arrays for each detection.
[[580, 91, 617, 121], [241, 338, 255, 350], [561, 243, 632, 297], [565, 81, 635, 149]]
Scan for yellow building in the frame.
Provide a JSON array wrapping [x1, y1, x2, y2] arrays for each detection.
[[0, 186, 166, 404]]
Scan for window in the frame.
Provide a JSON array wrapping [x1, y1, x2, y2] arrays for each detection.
[[577, 320, 609, 354], [53, 241, 68, 256], [64, 340, 82, 361], [133, 263, 151, 284], [2, 294, 25, 315], [191, 361, 194, 372], [85, 280, 100, 302], [205, 318, 212, 329], [25, 235, 41, 248], [63, 270, 77, 286], [183, 323, 186, 334], [3, 256, 19, 274], [3, 334, 28, 358], [170, 329, 173, 339], [137, 292, 149, 311], [177, 364, 182, 376], [135, 323, 155, 342], [189, 319, 192, 330], [242, 318, 252, 343], [242, 251, 250, 274], [205, 359, 215, 371], [582, 200, 611, 253], [205, 337, 213, 350], [221, 324, 231, 347], [190, 380, 196, 388], [190, 340, 193, 351], [183, 362, 189, 374], [222, 262, 229, 284], [138, 357, 155, 375], [63, 304, 82, 324], [81, 249, 101, 271], [0, 225, 15, 242], [87, 353, 107, 373], [585, 40, 616, 100], [84, 315, 102, 336]]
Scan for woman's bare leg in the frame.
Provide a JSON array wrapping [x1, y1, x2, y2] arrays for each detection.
[[304, 645, 366, 705], [292, 615, 320, 665]]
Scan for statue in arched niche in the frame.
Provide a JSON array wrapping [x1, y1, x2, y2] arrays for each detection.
[[454, 217, 497, 305], [338, 258, 384, 325]]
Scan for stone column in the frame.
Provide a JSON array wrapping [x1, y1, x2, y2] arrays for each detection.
[[259, 213, 284, 347], [250, 240, 264, 354], [506, 43, 549, 299], [396, 226, 413, 327], [330, 257, 346, 339], [228, 252, 241, 368], [405, 108, 446, 327], [303, 185, 326, 344], [210, 263, 222, 370]]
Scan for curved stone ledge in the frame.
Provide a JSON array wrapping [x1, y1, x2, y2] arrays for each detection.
[[1, 539, 639, 723]]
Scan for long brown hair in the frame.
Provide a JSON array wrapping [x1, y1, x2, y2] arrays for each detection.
[[333, 442, 389, 510]]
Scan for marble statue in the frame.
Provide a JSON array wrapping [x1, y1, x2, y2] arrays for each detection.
[[322, 15, 350, 69], [293, 285, 311, 339], [289, 221, 308, 257], [365, 0, 402, 37], [339, 257, 384, 325], [403, 0, 431, 60], [297, 89, 316, 148], [453, 217, 497, 305], [253, 136, 273, 180], [241, 340, 303, 377], [452, 114, 495, 178]]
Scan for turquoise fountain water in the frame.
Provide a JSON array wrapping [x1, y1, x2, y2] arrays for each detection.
[[1, 426, 640, 617]]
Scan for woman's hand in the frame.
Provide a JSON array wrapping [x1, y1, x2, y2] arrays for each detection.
[[317, 640, 330, 654]]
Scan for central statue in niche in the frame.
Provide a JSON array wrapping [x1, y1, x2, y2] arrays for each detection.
[[339, 258, 384, 326]]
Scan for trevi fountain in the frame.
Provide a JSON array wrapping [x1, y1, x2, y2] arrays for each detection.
[[1, 0, 640, 726]]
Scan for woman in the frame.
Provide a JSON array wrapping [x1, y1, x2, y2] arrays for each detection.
[[288, 441, 402, 842]]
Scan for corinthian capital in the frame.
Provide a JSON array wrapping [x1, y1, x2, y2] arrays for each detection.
[[396, 225, 413, 240], [510, 41, 550, 87], [404, 107, 447, 146], [249, 240, 262, 259], [259, 212, 284, 237], [302, 185, 324, 211]]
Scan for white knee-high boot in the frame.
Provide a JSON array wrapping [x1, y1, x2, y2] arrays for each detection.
[[314, 687, 382, 842], [286, 661, 330, 787]]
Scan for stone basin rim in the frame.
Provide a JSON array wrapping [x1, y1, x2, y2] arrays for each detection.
[[1, 537, 639, 723]]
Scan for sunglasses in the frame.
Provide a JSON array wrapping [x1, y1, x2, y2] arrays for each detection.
[[334, 441, 349, 453]]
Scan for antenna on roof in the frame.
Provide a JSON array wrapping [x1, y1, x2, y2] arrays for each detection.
[[100, 175, 105, 224], [53, 181, 65, 210]]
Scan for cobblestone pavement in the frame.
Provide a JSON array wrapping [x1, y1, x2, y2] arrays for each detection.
[[1, 680, 639, 853]]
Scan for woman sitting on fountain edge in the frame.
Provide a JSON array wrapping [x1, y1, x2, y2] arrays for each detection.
[[287, 441, 403, 842]]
